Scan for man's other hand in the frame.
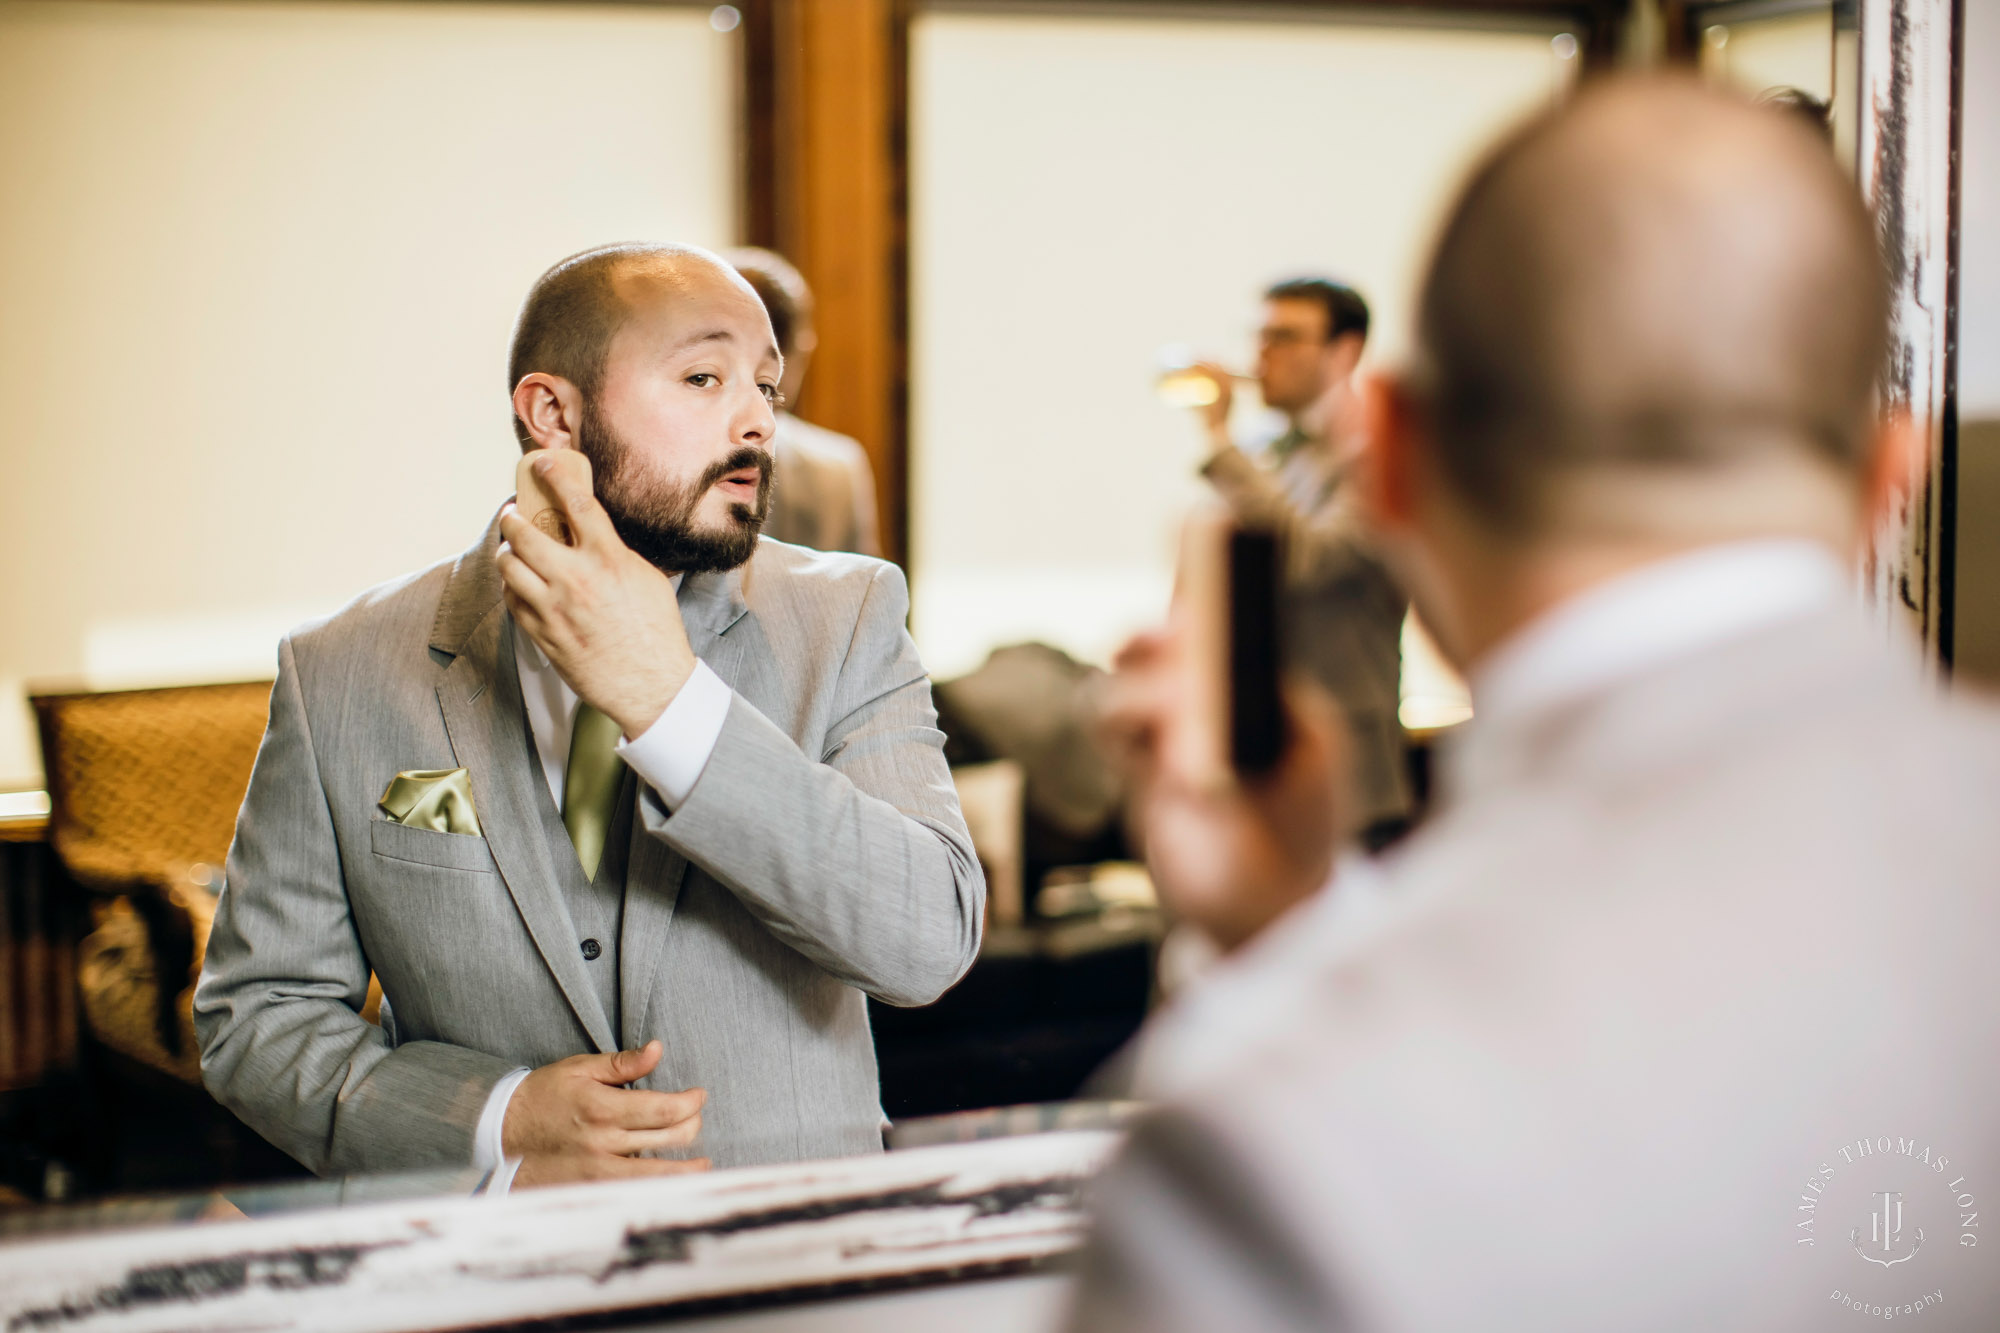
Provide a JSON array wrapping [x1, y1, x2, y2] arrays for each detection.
[[497, 452, 698, 740], [1099, 627, 1349, 953], [502, 1040, 710, 1188]]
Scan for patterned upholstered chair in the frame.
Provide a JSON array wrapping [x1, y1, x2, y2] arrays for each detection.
[[32, 682, 272, 1083]]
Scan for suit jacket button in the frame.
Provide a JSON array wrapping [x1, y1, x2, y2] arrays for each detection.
[[580, 938, 602, 961]]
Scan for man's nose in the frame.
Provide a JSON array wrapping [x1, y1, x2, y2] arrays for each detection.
[[734, 389, 776, 444]]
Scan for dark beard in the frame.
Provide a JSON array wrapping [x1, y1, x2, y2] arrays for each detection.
[[576, 398, 773, 575]]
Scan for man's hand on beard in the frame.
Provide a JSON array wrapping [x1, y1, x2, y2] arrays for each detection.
[[498, 450, 699, 739]]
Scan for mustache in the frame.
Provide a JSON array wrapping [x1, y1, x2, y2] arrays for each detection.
[[697, 446, 775, 494]]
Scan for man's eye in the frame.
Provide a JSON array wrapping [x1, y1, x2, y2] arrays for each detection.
[[759, 384, 785, 406], [687, 373, 717, 387]]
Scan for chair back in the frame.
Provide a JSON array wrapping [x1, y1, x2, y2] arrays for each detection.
[[32, 681, 271, 892], [31, 681, 273, 1078]]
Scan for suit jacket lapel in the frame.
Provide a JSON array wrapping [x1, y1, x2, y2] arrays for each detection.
[[677, 562, 751, 656], [616, 562, 754, 1048], [430, 514, 618, 1055]]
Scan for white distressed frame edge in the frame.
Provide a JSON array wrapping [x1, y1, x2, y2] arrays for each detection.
[[0, 1130, 1123, 1333]]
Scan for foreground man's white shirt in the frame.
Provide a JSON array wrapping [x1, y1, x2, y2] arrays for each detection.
[[1128, 538, 1848, 1103], [1067, 534, 2000, 1333], [1466, 536, 1848, 728], [473, 574, 734, 1192]]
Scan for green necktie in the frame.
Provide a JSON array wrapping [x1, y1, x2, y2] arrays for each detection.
[[562, 704, 625, 880], [1267, 424, 1310, 462]]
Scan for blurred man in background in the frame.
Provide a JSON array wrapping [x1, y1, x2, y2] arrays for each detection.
[[1075, 77, 2000, 1330], [1185, 278, 1410, 848], [728, 249, 882, 557]]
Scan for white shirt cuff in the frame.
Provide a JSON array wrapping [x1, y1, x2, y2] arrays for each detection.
[[617, 660, 733, 811], [474, 1065, 531, 1194]]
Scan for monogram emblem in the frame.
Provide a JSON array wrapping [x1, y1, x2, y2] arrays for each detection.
[[1851, 1190, 1925, 1268]]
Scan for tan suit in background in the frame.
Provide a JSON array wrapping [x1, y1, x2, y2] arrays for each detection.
[[1071, 606, 2000, 1330], [764, 414, 881, 557], [1204, 436, 1410, 830]]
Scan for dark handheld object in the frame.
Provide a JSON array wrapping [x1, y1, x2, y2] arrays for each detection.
[[1227, 526, 1287, 775]]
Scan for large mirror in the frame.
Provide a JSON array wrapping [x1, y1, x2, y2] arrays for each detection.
[[0, 0, 1976, 1327]]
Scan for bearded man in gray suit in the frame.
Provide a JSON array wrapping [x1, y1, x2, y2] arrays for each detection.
[[1074, 79, 2000, 1330], [195, 243, 983, 1189]]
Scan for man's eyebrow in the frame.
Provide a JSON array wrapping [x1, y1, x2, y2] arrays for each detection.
[[666, 327, 782, 369], [669, 328, 736, 352]]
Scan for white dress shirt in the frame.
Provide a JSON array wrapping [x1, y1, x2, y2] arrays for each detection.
[[1467, 537, 1848, 728], [473, 575, 736, 1191]]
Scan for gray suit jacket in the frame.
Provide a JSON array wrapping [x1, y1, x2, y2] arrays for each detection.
[[1072, 609, 2000, 1331], [194, 517, 983, 1176]]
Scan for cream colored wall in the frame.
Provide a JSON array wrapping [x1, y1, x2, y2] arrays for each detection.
[[0, 0, 738, 788], [1699, 10, 1833, 99], [907, 11, 1572, 687]]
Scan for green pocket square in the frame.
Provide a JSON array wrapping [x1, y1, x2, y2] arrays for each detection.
[[378, 767, 482, 836]]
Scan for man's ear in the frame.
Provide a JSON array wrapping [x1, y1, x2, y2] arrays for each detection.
[[512, 373, 585, 451], [1861, 409, 1922, 535], [1356, 372, 1421, 533], [1327, 332, 1366, 381]]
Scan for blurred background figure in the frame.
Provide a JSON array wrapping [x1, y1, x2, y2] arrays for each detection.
[[1179, 279, 1411, 849], [728, 248, 882, 557], [1072, 75, 2000, 1332]]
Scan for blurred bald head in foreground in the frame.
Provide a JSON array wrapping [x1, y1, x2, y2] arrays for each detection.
[[1377, 74, 1898, 666], [1073, 78, 2000, 1333]]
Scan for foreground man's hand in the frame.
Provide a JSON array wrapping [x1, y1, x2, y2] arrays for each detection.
[[1099, 627, 1348, 953], [497, 451, 698, 739], [503, 1040, 709, 1188]]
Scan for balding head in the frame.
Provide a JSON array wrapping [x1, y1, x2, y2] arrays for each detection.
[[1409, 76, 1888, 543], [505, 240, 781, 574], [508, 242, 752, 447]]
